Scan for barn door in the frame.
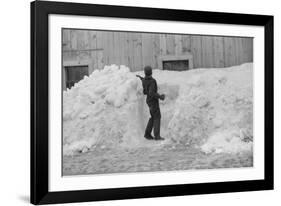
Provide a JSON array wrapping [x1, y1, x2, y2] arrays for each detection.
[[65, 65, 89, 89], [163, 60, 189, 71]]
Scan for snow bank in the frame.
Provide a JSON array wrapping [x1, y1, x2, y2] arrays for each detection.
[[63, 63, 253, 155], [63, 65, 145, 155]]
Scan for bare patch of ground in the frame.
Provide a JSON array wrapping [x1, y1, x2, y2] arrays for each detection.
[[63, 145, 253, 176]]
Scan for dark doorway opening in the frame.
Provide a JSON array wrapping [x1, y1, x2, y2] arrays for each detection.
[[163, 60, 189, 71], [65, 65, 89, 89]]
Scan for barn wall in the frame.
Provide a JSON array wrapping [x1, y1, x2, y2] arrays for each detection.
[[62, 29, 253, 73]]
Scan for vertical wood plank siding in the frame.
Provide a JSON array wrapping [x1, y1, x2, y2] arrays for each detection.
[[62, 30, 253, 72]]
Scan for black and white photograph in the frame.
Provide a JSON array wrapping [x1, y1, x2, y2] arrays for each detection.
[[62, 29, 254, 176], [28, 1, 273, 204], [0, 0, 277, 205]]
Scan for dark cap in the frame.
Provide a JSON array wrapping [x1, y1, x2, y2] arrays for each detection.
[[144, 66, 152, 76]]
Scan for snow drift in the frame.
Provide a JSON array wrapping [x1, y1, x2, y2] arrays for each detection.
[[63, 64, 253, 155]]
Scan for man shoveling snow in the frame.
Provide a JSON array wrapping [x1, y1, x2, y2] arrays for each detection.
[[137, 66, 166, 141], [63, 63, 253, 155]]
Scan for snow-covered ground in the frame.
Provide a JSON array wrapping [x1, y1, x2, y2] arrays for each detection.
[[63, 63, 253, 175]]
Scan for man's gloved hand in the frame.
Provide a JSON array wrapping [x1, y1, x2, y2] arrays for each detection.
[[159, 94, 165, 100]]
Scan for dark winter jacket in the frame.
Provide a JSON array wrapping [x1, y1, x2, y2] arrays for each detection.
[[142, 76, 161, 107]]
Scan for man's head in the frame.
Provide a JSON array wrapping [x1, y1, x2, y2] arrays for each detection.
[[144, 66, 152, 77]]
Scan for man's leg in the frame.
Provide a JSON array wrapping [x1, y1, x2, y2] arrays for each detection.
[[144, 110, 154, 139], [153, 117, 161, 138], [152, 106, 164, 140]]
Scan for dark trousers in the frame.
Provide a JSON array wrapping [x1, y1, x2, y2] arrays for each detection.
[[145, 105, 161, 137]]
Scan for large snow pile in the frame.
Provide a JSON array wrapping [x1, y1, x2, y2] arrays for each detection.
[[63, 64, 253, 155]]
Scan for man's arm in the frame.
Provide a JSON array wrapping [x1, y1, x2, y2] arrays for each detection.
[[148, 81, 162, 99], [136, 75, 144, 80], [136, 75, 147, 95]]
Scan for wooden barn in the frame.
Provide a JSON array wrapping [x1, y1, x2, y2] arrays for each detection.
[[62, 29, 253, 90]]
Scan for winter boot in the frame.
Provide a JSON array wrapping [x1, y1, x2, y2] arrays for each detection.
[[154, 136, 165, 141], [144, 134, 154, 140]]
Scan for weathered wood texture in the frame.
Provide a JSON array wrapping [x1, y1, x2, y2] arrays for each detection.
[[62, 30, 253, 72]]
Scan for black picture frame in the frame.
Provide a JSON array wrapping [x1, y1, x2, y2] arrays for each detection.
[[31, 0, 274, 205]]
